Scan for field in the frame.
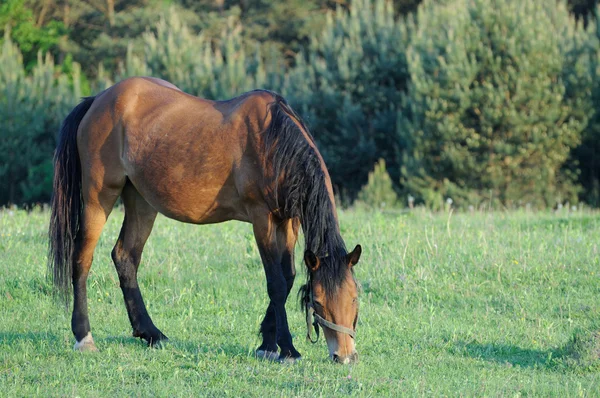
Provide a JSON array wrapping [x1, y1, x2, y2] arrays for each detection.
[[1, 207, 599, 396]]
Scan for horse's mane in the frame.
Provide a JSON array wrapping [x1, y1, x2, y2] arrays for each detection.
[[263, 93, 348, 298]]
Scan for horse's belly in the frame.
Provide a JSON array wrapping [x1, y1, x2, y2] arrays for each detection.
[[127, 153, 250, 224], [132, 172, 249, 224]]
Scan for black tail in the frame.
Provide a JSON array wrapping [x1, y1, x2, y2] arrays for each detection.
[[48, 96, 96, 305]]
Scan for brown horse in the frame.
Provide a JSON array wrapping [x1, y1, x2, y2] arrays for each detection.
[[48, 77, 362, 363]]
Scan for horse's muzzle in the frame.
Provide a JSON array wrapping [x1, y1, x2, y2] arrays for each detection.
[[333, 351, 358, 364]]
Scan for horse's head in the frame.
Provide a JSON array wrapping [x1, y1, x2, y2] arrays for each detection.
[[302, 244, 362, 364]]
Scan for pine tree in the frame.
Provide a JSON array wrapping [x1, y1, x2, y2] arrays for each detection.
[[574, 10, 600, 206], [357, 159, 398, 208], [0, 31, 81, 205], [118, 9, 283, 99], [399, 0, 591, 209], [284, 0, 410, 198]]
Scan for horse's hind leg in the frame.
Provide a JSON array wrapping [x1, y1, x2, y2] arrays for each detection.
[[73, 190, 120, 351], [112, 181, 166, 346]]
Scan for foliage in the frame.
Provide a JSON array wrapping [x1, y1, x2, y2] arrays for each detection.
[[285, 0, 411, 198], [567, 0, 598, 22], [0, 0, 65, 70], [398, 0, 593, 209], [573, 9, 600, 207], [0, 31, 81, 204], [356, 159, 398, 208], [2, 0, 600, 207], [117, 9, 283, 99]]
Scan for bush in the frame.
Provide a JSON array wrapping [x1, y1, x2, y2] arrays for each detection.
[[399, 0, 592, 209], [357, 159, 398, 208]]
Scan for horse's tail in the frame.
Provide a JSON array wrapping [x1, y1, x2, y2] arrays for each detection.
[[48, 96, 96, 304]]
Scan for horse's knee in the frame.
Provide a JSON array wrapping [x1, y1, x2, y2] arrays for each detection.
[[111, 242, 139, 283], [111, 242, 123, 265], [266, 280, 287, 303]]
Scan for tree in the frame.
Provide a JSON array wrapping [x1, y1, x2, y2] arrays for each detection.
[[116, 9, 283, 100], [573, 8, 600, 206], [357, 159, 398, 208], [567, 0, 598, 23], [0, 31, 81, 205], [399, 0, 592, 209], [284, 0, 411, 198], [0, 0, 65, 70]]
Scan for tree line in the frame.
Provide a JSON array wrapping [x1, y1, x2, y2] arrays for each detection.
[[1, 0, 599, 209]]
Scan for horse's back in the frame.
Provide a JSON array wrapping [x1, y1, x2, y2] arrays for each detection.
[[77, 77, 276, 224]]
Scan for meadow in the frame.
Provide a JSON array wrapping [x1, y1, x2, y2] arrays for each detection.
[[0, 207, 599, 396]]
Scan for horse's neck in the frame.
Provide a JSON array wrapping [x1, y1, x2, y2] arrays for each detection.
[[301, 195, 344, 258]]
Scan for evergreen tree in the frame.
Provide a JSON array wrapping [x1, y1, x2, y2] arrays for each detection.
[[0, 31, 81, 204], [357, 159, 398, 208], [284, 0, 410, 198], [399, 0, 591, 209], [117, 8, 283, 99], [574, 8, 600, 206]]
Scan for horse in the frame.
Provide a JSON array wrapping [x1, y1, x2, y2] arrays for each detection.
[[48, 77, 362, 364]]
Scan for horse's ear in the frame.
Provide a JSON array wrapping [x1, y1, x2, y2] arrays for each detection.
[[304, 250, 320, 272], [346, 244, 362, 267]]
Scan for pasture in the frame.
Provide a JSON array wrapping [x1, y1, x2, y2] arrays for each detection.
[[1, 208, 599, 396]]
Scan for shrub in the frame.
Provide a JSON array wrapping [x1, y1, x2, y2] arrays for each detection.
[[357, 159, 398, 208]]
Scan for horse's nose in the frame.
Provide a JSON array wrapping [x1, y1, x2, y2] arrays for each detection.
[[333, 351, 358, 364]]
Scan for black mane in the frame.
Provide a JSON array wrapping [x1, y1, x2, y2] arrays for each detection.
[[263, 94, 348, 297]]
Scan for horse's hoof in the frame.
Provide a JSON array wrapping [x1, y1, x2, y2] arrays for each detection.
[[255, 349, 279, 361], [149, 337, 169, 349], [73, 332, 98, 352], [278, 355, 301, 364]]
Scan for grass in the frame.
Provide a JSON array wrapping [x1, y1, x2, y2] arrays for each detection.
[[0, 207, 599, 396]]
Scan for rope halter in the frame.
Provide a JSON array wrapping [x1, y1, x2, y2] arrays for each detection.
[[305, 282, 356, 343]]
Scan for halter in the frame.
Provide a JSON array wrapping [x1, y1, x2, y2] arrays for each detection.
[[305, 279, 356, 343]]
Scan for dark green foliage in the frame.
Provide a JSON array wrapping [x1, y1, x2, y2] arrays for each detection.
[[392, 0, 423, 15], [64, 0, 171, 78], [2, 0, 600, 208], [399, 0, 592, 209], [567, 0, 598, 22], [575, 17, 600, 206], [285, 0, 411, 198], [0, 32, 81, 204]]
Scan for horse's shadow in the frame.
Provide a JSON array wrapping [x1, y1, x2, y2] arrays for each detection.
[[0, 331, 252, 359], [454, 341, 555, 368], [452, 336, 595, 369], [101, 334, 255, 360]]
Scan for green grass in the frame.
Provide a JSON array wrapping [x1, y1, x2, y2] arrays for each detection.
[[1, 207, 599, 396]]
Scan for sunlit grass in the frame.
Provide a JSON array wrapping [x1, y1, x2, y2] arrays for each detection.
[[0, 207, 599, 396]]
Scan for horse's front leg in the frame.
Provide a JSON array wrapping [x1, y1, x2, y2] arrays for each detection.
[[257, 218, 299, 360], [252, 212, 301, 362]]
